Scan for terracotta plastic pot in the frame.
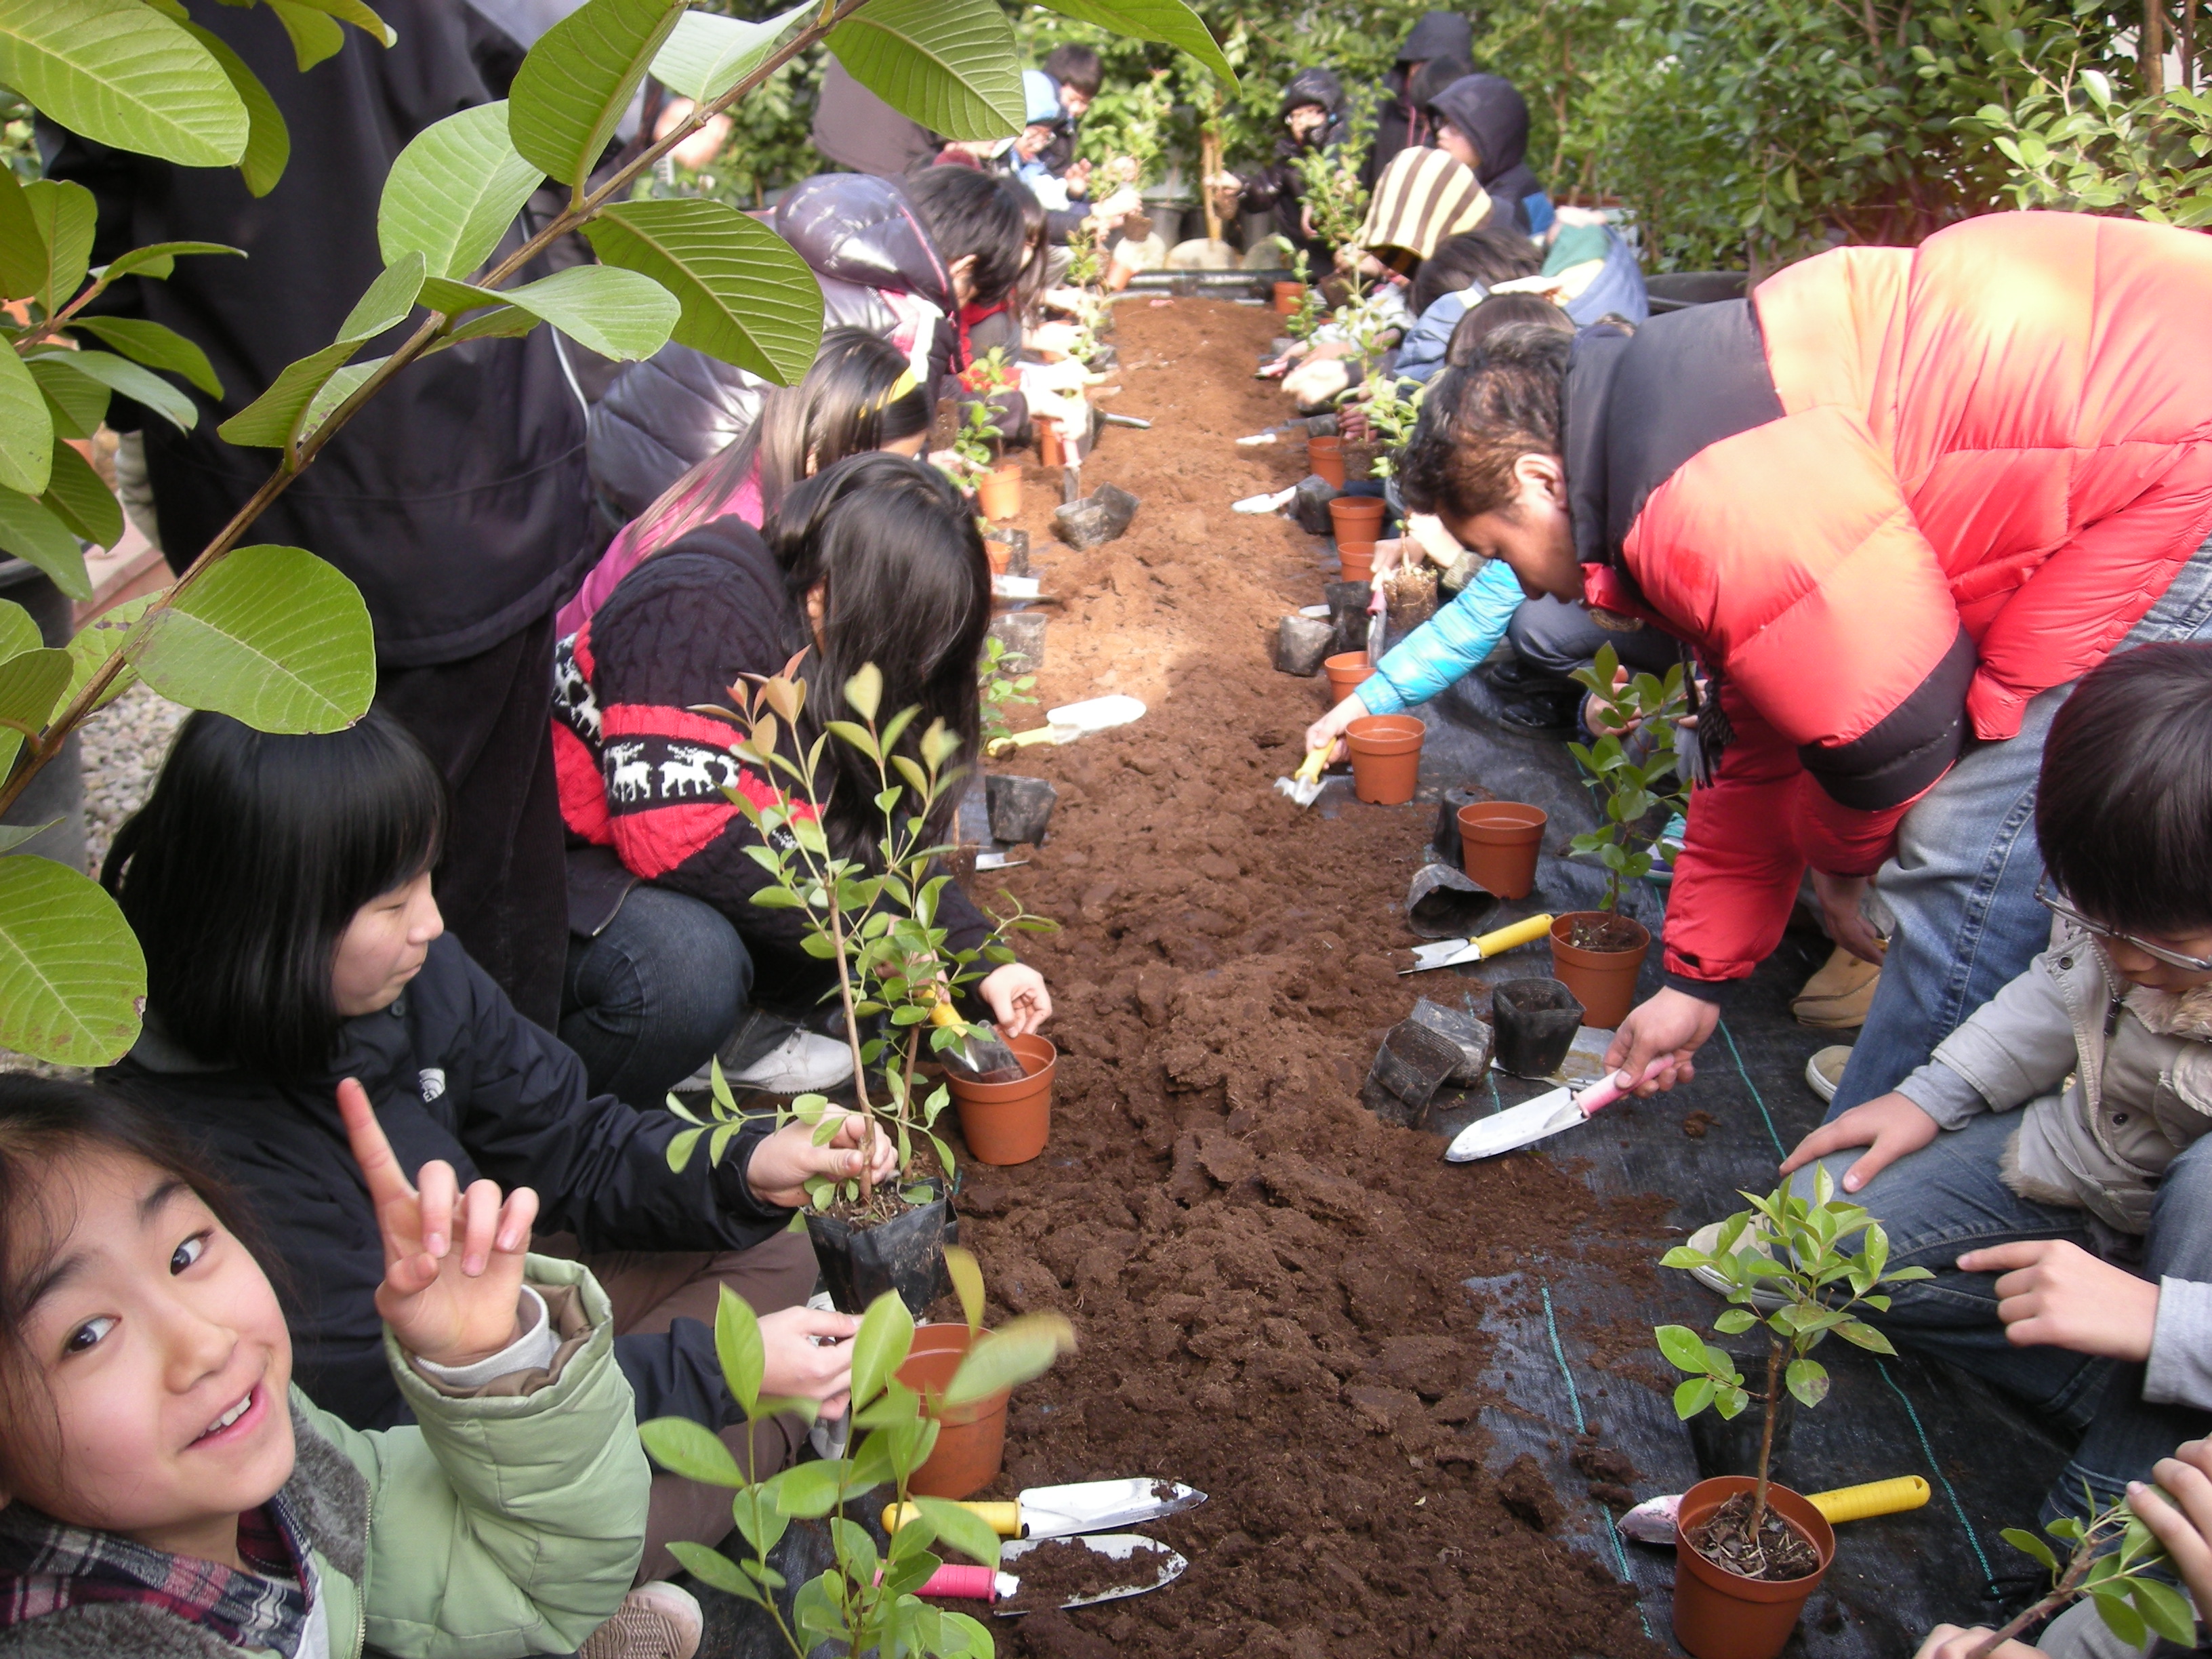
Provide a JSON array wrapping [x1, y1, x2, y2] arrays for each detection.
[[1273, 280, 1306, 314], [1338, 544, 1376, 584], [1036, 418, 1064, 469], [1307, 434, 1346, 487], [1672, 1477, 1835, 1659], [985, 537, 1011, 576], [896, 1324, 1010, 1500], [1323, 651, 1370, 703], [1549, 911, 1652, 1029], [1457, 802, 1547, 899], [976, 460, 1022, 521], [1329, 495, 1387, 541], [1345, 714, 1424, 804], [947, 1034, 1055, 1166]]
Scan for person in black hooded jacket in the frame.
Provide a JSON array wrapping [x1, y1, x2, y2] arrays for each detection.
[[1428, 72, 1554, 237], [1227, 68, 1352, 272], [1364, 12, 1477, 186]]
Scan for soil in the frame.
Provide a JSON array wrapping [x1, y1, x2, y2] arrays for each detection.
[[994, 1538, 1141, 1614], [939, 297, 1662, 1658], [1567, 913, 1650, 954], [1687, 1491, 1822, 1582]]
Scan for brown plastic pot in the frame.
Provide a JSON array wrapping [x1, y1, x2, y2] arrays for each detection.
[[1338, 544, 1376, 584], [1323, 651, 1370, 703], [1329, 495, 1387, 542], [1273, 280, 1307, 314], [976, 460, 1023, 521], [1036, 418, 1064, 469], [1672, 1477, 1835, 1659], [1307, 434, 1346, 487], [896, 1324, 1010, 1500], [1345, 714, 1424, 804], [1457, 802, 1547, 899], [985, 537, 1011, 576], [947, 1033, 1055, 1166], [1549, 910, 1652, 1029]]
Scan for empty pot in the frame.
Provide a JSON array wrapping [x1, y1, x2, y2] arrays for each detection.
[[947, 1033, 1056, 1166], [1457, 802, 1547, 899], [1344, 714, 1424, 804], [897, 1324, 1010, 1499], [1491, 977, 1584, 1077], [1323, 651, 1370, 704], [1273, 280, 1306, 314], [1338, 544, 1376, 584], [1307, 434, 1346, 487], [1329, 495, 1387, 542]]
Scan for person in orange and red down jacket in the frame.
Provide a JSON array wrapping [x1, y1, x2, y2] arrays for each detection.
[[1393, 211, 2212, 1118]]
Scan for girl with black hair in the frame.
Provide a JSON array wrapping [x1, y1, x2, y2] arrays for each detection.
[[554, 450, 1052, 1103], [100, 708, 894, 1587], [905, 165, 1029, 317]]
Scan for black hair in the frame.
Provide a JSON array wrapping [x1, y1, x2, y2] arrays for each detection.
[[1398, 322, 1572, 519], [2036, 640, 2212, 937], [1010, 181, 1051, 314], [1443, 290, 1574, 365], [103, 709, 449, 1080], [1409, 224, 1542, 316], [630, 328, 928, 551], [765, 452, 989, 865], [907, 167, 1028, 309], [1408, 54, 1476, 114], [1042, 45, 1103, 98]]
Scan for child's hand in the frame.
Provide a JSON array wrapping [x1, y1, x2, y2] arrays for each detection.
[[1912, 1626, 2045, 1659], [1778, 1090, 1938, 1192], [1303, 692, 1370, 767], [1954, 1239, 2158, 1360], [745, 1112, 897, 1210], [338, 1078, 539, 1369], [2131, 1441, 2212, 1618], [980, 962, 1052, 1037], [759, 1305, 861, 1417]]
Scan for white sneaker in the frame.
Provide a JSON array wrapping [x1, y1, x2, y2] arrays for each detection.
[[1678, 1219, 1787, 1313], [581, 1582, 703, 1659], [726, 1029, 855, 1095], [1805, 1044, 1851, 1103]]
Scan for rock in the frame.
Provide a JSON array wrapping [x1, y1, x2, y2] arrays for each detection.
[[985, 773, 1057, 845], [1292, 473, 1338, 536], [1408, 996, 1494, 1082], [1324, 580, 1370, 655], [1361, 1019, 1467, 1126], [987, 609, 1046, 669], [1275, 613, 1334, 676]]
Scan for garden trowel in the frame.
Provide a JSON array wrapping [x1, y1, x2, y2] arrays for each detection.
[[886, 1477, 1206, 1540], [1274, 746, 1330, 807], [986, 694, 1145, 756], [1443, 1060, 1672, 1161], [1618, 1477, 1929, 1544], [915, 1534, 1187, 1614], [1401, 912, 1555, 975], [929, 998, 1025, 1085]]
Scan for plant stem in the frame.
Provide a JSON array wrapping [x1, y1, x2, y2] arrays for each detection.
[[823, 895, 874, 1205], [1751, 1336, 1782, 1532]]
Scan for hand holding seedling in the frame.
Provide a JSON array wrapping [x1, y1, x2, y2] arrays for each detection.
[[2131, 1441, 2212, 1623], [1780, 1091, 1939, 1192], [756, 1305, 860, 1416], [339, 1076, 539, 1369], [1955, 1239, 2158, 1360], [745, 1111, 898, 1210]]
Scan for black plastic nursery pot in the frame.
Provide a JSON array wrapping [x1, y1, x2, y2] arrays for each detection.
[[1491, 977, 1585, 1078], [806, 1176, 955, 1319]]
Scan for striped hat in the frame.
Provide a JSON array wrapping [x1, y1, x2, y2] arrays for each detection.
[[1359, 146, 1493, 273]]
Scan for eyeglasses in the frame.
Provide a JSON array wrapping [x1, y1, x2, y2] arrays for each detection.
[[2036, 877, 2212, 973]]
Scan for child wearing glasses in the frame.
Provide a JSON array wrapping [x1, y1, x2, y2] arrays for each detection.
[[1713, 641, 2212, 1524]]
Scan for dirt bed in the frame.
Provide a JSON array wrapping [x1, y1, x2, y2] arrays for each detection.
[[952, 298, 1659, 1658]]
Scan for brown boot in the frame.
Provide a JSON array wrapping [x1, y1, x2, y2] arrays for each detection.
[[1791, 947, 1879, 1030]]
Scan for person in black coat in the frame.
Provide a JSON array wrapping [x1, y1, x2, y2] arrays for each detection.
[[1364, 12, 1478, 186], [1427, 73, 1554, 237], [1227, 68, 1352, 272], [100, 708, 894, 1582]]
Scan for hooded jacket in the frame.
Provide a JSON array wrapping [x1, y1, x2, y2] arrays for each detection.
[[1366, 13, 1476, 185], [1359, 148, 1492, 273], [1567, 213, 2212, 988], [1238, 69, 1350, 268], [105, 936, 779, 1436], [1427, 74, 1547, 236]]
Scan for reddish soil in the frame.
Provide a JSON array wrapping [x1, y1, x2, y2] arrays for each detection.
[[943, 298, 1661, 1658]]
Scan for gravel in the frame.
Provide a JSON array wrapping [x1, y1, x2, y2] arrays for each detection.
[[79, 680, 186, 878]]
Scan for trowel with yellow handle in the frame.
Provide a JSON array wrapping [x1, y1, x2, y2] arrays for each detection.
[[1618, 1476, 1931, 1544], [985, 694, 1145, 758], [1273, 745, 1330, 808], [1400, 912, 1556, 975]]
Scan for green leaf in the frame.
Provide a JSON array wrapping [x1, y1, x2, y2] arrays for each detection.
[[443, 306, 542, 347], [98, 241, 243, 284], [638, 1416, 744, 1486], [28, 349, 198, 435], [337, 251, 429, 342], [0, 1, 246, 167], [37, 441, 121, 552], [0, 602, 42, 664], [0, 490, 90, 600], [265, 0, 346, 70], [1784, 1357, 1830, 1408], [178, 20, 289, 196], [843, 663, 883, 721], [66, 316, 221, 398], [294, 357, 384, 446], [63, 593, 153, 714], [651, 2, 806, 105], [0, 165, 45, 302], [280, 0, 394, 45], [664, 1540, 762, 1603], [764, 1457, 844, 1519], [0, 857, 144, 1064], [825, 0, 1023, 142], [134, 544, 373, 731], [22, 179, 95, 314], [498, 264, 678, 361], [1713, 1307, 1757, 1334], [1832, 1318, 1896, 1355], [715, 1284, 764, 1415], [0, 348, 54, 497], [508, 0, 686, 201], [217, 341, 360, 451], [2000, 1525, 2060, 1574], [1027, 0, 1235, 85], [914, 1496, 1002, 1570], [943, 1311, 1073, 1407], [583, 200, 821, 384], [1673, 1376, 1715, 1418], [944, 1243, 985, 1335], [849, 1290, 916, 1410], [0, 647, 71, 743], [2093, 1591, 2148, 1650], [2127, 1576, 2196, 1646], [1654, 1323, 1711, 1374], [378, 102, 546, 280]]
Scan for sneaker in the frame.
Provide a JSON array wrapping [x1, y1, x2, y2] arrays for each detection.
[[1790, 947, 1881, 1030], [1805, 1044, 1851, 1104], [1481, 656, 1561, 693], [727, 1029, 855, 1096], [1496, 689, 1581, 735], [1678, 1219, 1786, 1312], [581, 1582, 703, 1659]]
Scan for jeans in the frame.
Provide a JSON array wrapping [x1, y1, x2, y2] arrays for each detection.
[[1794, 1118, 2212, 1520], [1832, 535, 2212, 1114], [559, 885, 752, 1107], [1506, 594, 1683, 682]]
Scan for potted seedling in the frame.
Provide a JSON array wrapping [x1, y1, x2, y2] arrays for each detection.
[[956, 350, 1023, 522], [1550, 643, 1690, 1026], [1656, 1169, 1932, 1659], [1969, 1494, 2192, 1656], [638, 1277, 1073, 1658], [670, 663, 1054, 1316]]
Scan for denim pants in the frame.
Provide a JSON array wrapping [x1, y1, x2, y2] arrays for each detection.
[[1831, 536, 2212, 1114], [1794, 1117, 2212, 1520], [559, 885, 755, 1107]]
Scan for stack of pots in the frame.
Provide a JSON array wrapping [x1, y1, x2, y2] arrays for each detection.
[[1330, 496, 1387, 583], [1307, 434, 1345, 487], [1344, 714, 1424, 804]]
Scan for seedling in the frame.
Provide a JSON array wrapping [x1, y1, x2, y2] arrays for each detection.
[[1284, 249, 1327, 345], [951, 397, 1002, 479], [979, 634, 1037, 750], [1972, 1494, 2191, 1656], [1567, 643, 1692, 912], [1290, 86, 1376, 279], [1357, 375, 1426, 479], [1656, 1168, 1932, 1568]]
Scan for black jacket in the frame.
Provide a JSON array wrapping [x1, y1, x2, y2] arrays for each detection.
[[1427, 73, 1543, 235], [45, 1, 601, 668], [1366, 12, 1476, 186], [106, 935, 781, 1433], [1240, 69, 1351, 269]]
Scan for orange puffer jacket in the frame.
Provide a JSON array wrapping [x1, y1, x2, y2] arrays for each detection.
[[1580, 211, 2212, 987]]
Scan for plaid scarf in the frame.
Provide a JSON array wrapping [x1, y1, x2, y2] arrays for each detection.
[[0, 1492, 313, 1655]]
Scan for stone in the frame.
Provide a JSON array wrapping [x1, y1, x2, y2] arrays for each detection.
[[985, 774, 1057, 846], [1275, 613, 1334, 676], [1292, 474, 1338, 536], [987, 609, 1046, 669]]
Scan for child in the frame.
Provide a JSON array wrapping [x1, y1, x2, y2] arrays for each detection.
[[1754, 642, 2212, 1521], [0, 1073, 655, 1658]]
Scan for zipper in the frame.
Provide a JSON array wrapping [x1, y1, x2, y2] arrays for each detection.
[[352, 1479, 373, 1659]]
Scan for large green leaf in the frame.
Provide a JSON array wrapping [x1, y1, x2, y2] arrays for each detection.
[[0, 167, 46, 302], [848, 1291, 915, 1410], [508, 0, 686, 201], [0, 346, 54, 497], [500, 265, 677, 361], [98, 241, 243, 284], [0, 647, 74, 741], [27, 349, 197, 434], [294, 357, 384, 445], [28, 357, 107, 441], [265, 0, 345, 70], [0, 489, 90, 600], [583, 200, 821, 383], [825, 0, 1023, 142], [66, 316, 222, 397], [218, 253, 424, 452], [1027, 0, 1236, 85], [39, 440, 122, 550], [63, 592, 154, 714], [0, 857, 145, 1065], [337, 251, 428, 342], [280, 0, 393, 45], [941, 1312, 1073, 1407], [0, 0, 247, 169], [378, 102, 546, 280], [134, 544, 373, 731], [650, 2, 806, 106], [180, 21, 290, 197], [22, 179, 95, 314], [0, 600, 39, 663]]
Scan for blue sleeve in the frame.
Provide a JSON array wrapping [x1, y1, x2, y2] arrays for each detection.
[[1395, 290, 1476, 385], [1524, 190, 1555, 237], [1357, 558, 1525, 714]]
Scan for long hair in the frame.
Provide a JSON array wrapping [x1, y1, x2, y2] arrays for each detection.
[[627, 328, 929, 556], [102, 709, 449, 1080], [765, 453, 989, 865]]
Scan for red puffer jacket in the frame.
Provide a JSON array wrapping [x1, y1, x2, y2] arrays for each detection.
[[1578, 211, 2212, 987]]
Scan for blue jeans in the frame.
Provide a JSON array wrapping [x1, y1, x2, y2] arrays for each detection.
[[1794, 1118, 2212, 1520], [560, 886, 752, 1107], [1832, 536, 2212, 1114]]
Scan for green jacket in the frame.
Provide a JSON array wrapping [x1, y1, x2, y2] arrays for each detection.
[[0, 1256, 648, 1659]]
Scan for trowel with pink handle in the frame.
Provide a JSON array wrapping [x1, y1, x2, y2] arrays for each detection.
[[1443, 1060, 1673, 1161], [914, 1534, 1187, 1615]]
